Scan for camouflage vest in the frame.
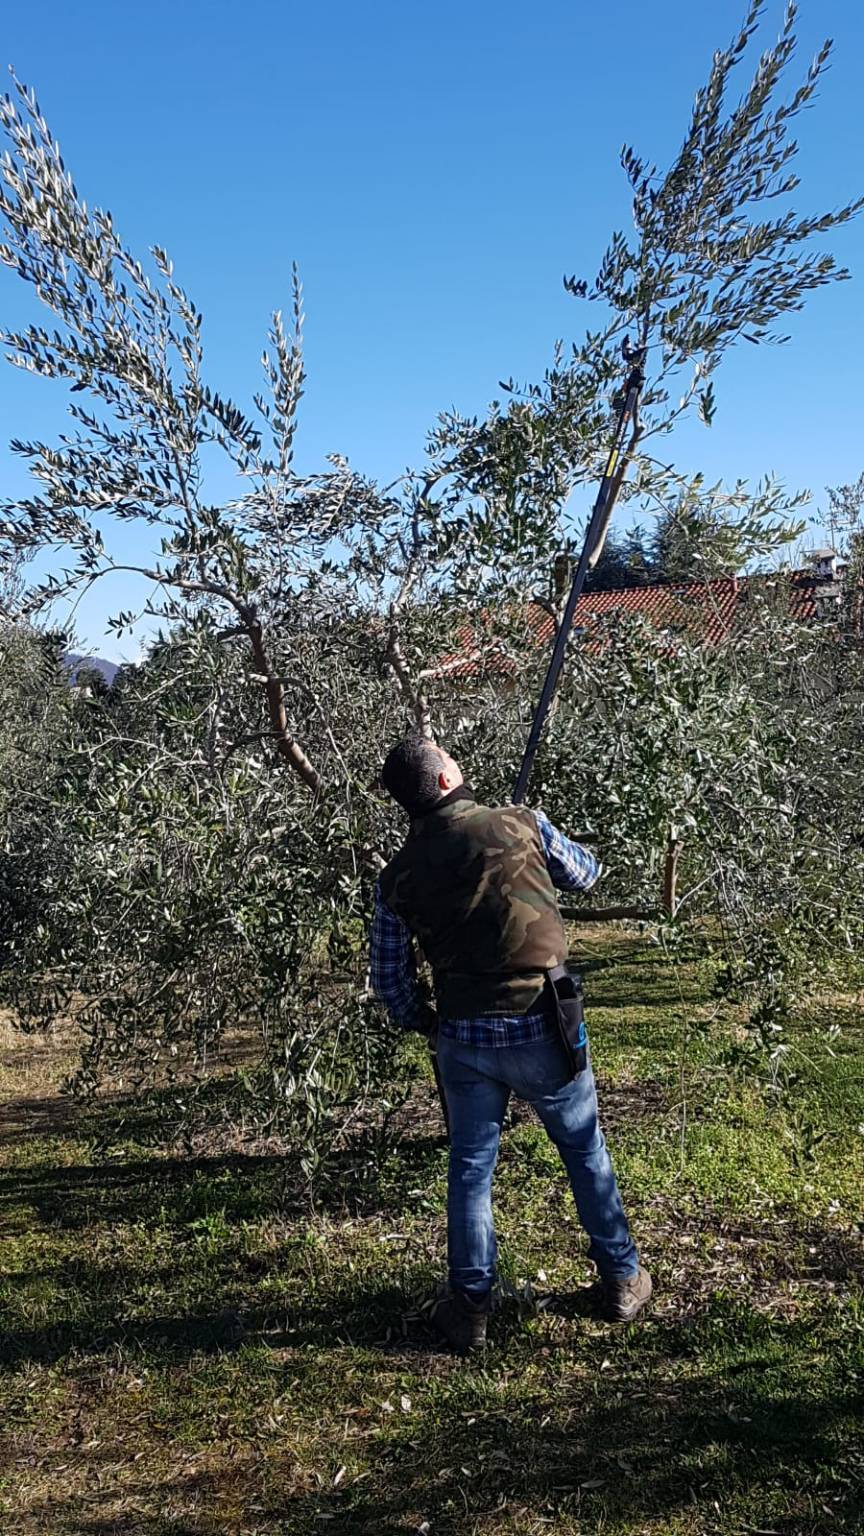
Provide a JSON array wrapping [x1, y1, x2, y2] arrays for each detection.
[[379, 795, 567, 1018]]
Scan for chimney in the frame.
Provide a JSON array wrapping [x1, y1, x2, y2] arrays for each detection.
[[810, 547, 839, 581], [808, 547, 843, 615]]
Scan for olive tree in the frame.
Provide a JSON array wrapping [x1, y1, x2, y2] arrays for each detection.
[[0, 2, 860, 1155]]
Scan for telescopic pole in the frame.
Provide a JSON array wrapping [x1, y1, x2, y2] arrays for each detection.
[[511, 344, 647, 805]]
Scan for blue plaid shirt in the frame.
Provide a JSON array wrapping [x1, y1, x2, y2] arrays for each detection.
[[369, 808, 600, 1047]]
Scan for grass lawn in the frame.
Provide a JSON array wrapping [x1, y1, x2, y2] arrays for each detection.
[[1, 931, 862, 1535]]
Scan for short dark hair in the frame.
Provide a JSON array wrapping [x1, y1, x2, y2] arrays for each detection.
[[381, 736, 444, 814]]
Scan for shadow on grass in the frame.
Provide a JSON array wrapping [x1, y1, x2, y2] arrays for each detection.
[[0, 1279, 421, 1366], [15, 1306, 864, 1536], [3, 1213, 864, 1373], [0, 1073, 667, 1241], [0, 1126, 446, 1232], [283, 1391, 863, 1536]]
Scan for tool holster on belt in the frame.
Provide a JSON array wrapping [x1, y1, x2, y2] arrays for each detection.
[[546, 963, 588, 1078]]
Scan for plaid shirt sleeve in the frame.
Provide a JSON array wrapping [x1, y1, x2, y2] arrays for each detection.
[[369, 880, 422, 1029], [533, 810, 601, 892]]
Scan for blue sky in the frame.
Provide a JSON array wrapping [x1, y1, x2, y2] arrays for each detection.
[[2, 0, 863, 659]]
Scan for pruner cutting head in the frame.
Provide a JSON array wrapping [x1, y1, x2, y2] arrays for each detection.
[[622, 336, 648, 369]]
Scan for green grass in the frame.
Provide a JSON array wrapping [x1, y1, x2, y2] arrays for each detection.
[[1, 931, 862, 1535]]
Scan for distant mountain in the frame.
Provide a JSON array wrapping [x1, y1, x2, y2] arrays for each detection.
[[63, 652, 120, 687]]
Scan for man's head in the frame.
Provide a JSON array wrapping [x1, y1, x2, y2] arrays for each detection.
[[380, 736, 464, 815]]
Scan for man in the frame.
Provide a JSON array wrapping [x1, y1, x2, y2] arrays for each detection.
[[370, 735, 651, 1353]]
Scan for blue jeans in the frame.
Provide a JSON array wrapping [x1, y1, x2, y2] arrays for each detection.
[[436, 1030, 638, 1298]]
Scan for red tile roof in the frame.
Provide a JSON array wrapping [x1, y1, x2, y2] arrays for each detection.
[[430, 571, 838, 681]]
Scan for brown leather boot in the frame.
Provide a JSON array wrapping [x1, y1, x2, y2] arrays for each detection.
[[601, 1265, 653, 1322], [431, 1289, 490, 1354]]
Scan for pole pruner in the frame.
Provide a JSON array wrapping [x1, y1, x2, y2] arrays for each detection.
[[511, 340, 647, 804]]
